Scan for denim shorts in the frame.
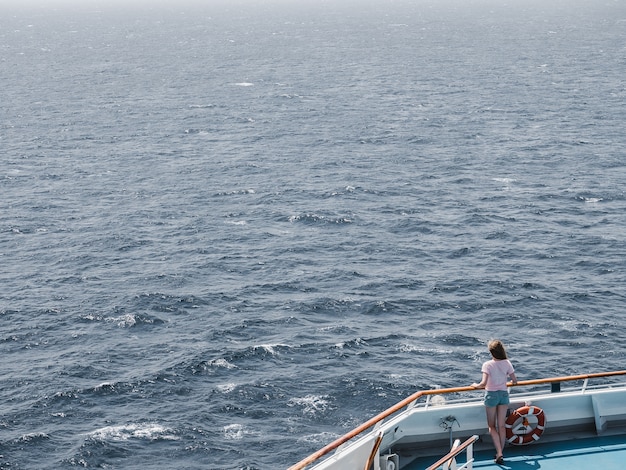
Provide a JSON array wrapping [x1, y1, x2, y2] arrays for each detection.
[[484, 390, 510, 407]]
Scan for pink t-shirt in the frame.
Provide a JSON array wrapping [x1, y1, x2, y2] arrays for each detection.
[[482, 359, 514, 391]]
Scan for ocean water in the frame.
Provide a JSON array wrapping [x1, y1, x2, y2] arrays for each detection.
[[1, 0, 625, 468]]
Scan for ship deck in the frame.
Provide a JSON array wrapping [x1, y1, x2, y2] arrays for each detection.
[[406, 433, 626, 470]]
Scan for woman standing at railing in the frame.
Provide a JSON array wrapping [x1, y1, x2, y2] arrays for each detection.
[[471, 339, 518, 465]]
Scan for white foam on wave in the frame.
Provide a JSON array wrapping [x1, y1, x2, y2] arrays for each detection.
[[399, 343, 453, 354], [223, 423, 258, 440], [208, 358, 237, 369], [333, 337, 366, 349], [254, 343, 288, 355], [94, 381, 116, 391], [297, 431, 339, 445], [316, 324, 354, 334], [89, 423, 178, 442], [492, 177, 516, 183], [234, 82, 254, 87], [288, 394, 330, 416], [17, 432, 49, 442], [217, 382, 237, 393], [188, 104, 216, 109], [219, 188, 255, 196], [111, 314, 137, 327], [80, 313, 139, 328]]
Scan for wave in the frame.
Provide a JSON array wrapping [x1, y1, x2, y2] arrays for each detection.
[[398, 343, 454, 355], [187, 104, 217, 109], [14, 432, 50, 443], [88, 423, 178, 442], [216, 188, 256, 196], [80, 312, 166, 328], [222, 423, 258, 440], [288, 394, 332, 417], [189, 343, 292, 375], [288, 212, 355, 225], [216, 382, 238, 393], [296, 431, 341, 445]]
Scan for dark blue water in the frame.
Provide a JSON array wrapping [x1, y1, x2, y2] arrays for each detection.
[[1, 1, 625, 468]]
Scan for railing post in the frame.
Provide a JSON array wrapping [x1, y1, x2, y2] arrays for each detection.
[[425, 435, 479, 470], [551, 381, 561, 393]]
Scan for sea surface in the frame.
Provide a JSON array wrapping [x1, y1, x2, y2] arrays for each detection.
[[1, 0, 625, 468]]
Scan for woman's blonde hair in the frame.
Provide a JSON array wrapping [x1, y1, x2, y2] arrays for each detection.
[[488, 339, 508, 360]]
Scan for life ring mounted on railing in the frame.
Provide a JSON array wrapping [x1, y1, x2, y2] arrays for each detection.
[[505, 405, 546, 445]]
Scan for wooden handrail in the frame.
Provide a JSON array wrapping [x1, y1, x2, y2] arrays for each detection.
[[287, 370, 626, 470], [363, 432, 383, 470], [509, 370, 626, 386], [425, 435, 479, 470]]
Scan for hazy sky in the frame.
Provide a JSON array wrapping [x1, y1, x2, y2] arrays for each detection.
[[0, 0, 575, 8]]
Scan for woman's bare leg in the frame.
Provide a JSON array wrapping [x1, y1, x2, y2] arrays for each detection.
[[496, 404, 508, 454], [485, 406, 503, 458]]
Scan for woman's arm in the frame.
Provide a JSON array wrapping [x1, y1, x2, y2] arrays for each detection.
[[471, 372, 488, 389]]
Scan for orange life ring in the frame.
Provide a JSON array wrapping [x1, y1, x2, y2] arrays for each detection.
[[505, 405, 546, 445]]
